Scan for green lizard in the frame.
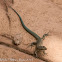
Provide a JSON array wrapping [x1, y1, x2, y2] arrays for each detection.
[[9, 6, 48, 57]]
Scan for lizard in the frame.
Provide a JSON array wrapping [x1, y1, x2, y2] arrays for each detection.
[[9, 6, 48, 57]]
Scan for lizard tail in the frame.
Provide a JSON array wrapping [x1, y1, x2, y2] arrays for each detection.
[[9, 6, 41, 40]]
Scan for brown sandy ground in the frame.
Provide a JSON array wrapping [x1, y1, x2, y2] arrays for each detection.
[[49, 0, 62, 9], [0, 0, 62, 62]]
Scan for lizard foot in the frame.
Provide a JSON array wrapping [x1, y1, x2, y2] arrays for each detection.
[[34, 48, 47, 57], [34, 46, 47, 57], [27, 42, 37, 49], [41, 32, 49, 40], [34, 49, 40, 58]]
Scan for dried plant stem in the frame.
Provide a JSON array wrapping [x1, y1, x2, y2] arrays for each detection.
[[6, 13, 11, 27], [4, 0, 8, 12]]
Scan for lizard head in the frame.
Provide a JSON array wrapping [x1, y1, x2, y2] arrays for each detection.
[[37, 46, 47, 50]]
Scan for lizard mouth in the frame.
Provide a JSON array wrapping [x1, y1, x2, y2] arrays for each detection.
[[37, 46, 47, 50]]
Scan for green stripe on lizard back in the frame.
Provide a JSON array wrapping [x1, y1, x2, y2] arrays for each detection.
[[10, 7, 41, 40]]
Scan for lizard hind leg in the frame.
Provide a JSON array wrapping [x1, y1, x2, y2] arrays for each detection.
[[41, 33, 49, 40], [27, 42, 37, 49]]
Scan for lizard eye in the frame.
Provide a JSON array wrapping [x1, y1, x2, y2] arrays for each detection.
[[37, 46, 47, 50]]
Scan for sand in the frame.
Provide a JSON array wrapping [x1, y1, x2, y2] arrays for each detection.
[[0, 0, 62, 62]]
